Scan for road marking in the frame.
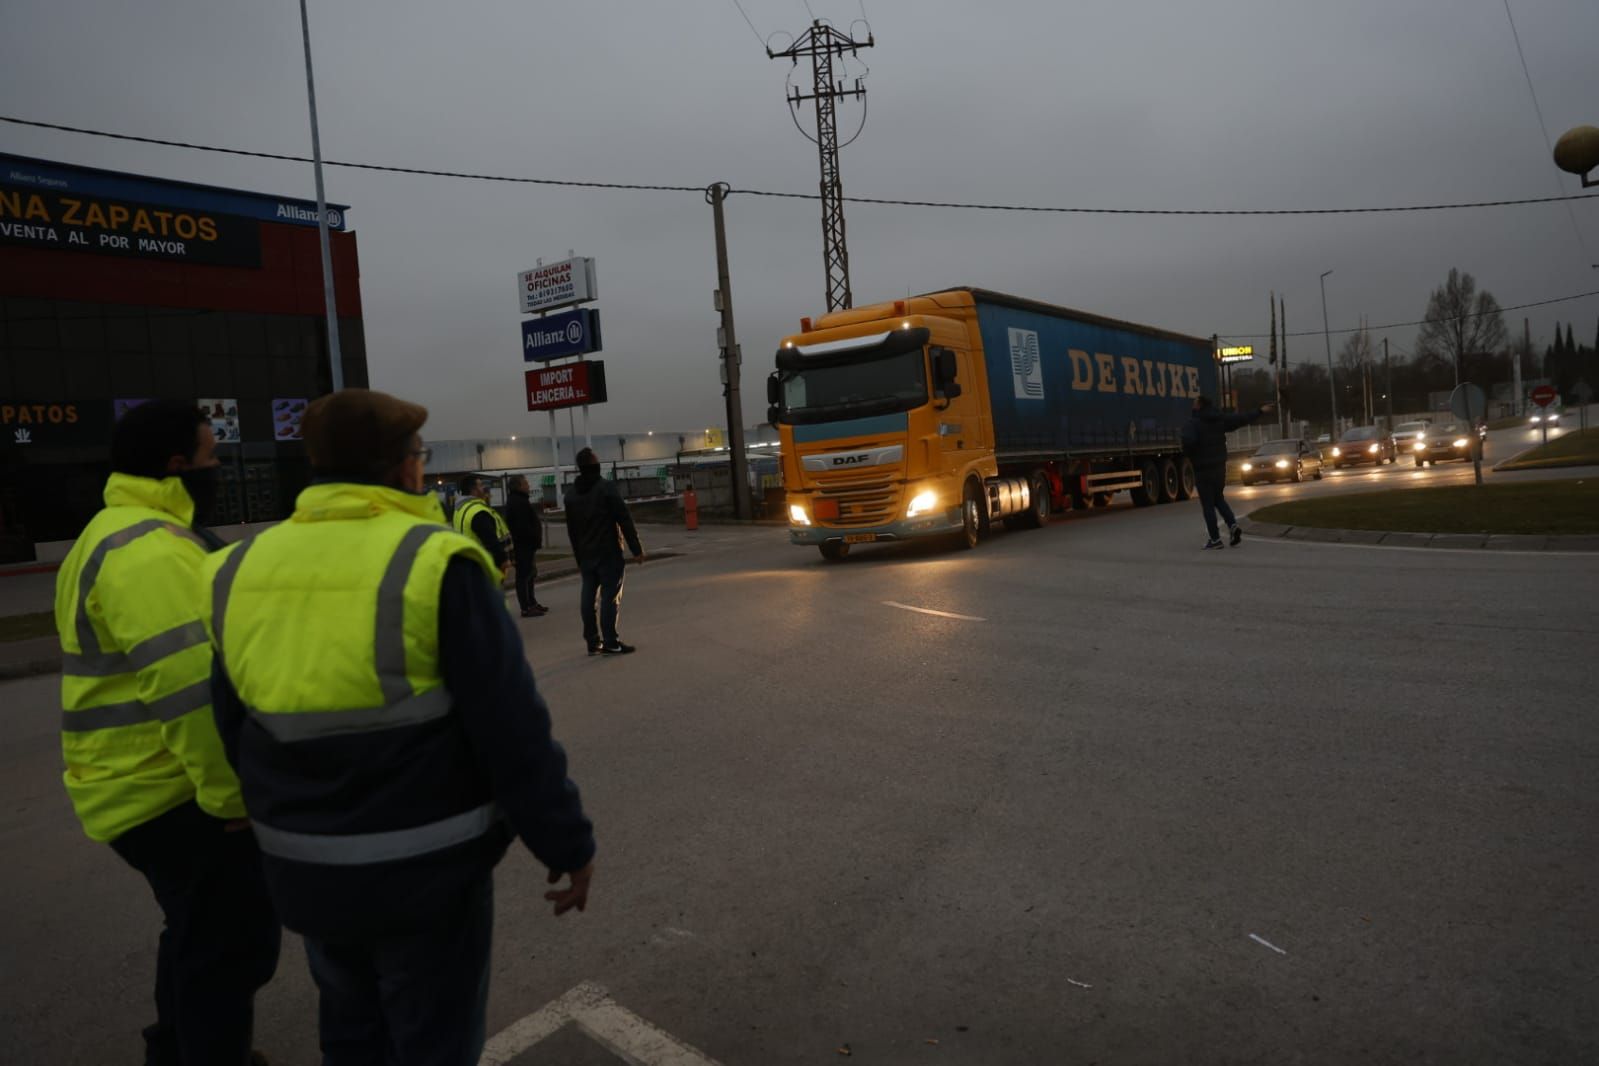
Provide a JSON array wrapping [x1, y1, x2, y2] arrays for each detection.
[[1065, 977, 1093, 989], [881, 600, 986, 622], [480, 981, 722, 1065], [1249, 933, 1288, 956], [1246, 537, 1597, 559]]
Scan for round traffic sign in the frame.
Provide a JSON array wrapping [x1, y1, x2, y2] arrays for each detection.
[[1531, 384, 1558, 408], [1449, 382, 1487, 423]]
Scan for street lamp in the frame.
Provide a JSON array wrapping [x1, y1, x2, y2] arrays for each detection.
[[1554, 125, 1599, 187], [1320, 270, 1337, 438]]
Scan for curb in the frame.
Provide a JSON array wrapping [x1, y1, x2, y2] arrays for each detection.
[[1240, 519, 1599, 552]]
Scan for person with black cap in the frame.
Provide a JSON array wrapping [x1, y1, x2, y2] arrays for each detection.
[[55, 398, 280, 1065], [202, 388, 595, 1064], [1182, 395, 1274, 549], [564, 447, 645, 655]]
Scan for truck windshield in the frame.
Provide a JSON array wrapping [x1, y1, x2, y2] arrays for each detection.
[[779, 350, 928, 424]]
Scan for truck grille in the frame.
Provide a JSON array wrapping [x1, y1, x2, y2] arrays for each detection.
[[815, 469, 900, 527]]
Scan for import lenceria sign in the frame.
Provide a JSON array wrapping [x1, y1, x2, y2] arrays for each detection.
[[517, 256, 597, 315], [526, 361, 608, 413], [522, 307, 602, 362]]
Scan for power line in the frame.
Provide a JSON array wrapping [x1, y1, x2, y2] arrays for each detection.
[[1223, 288, 1599, 340], [5, 114, 1599, 216], [729, 0, 765, 47], [1502, 0, 1592, 260]]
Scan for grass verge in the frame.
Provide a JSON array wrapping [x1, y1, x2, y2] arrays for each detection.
[[1495, 428, 1599, 471], [1249, 479, 1599, 535], [0, 611, 57, 643]]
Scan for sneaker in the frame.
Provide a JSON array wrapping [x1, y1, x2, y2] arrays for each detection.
[[1202, 539, 1225, 550], [586, 642, 601, 656], [1229, 525, 1243, 547], [600, 641, 636, 655]]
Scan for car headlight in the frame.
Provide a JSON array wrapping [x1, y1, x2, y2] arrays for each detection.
[[788, 503, 811, 526], [1453, 438, 1468, 448], [1368, 443, 1379, 453], [1330, 447, 1341, 457], [1241, 462, 1253, 472], [1530, 415, 1541, 423], [1274, 459, 1290, 469], [905, 489, 938, 518], [1414, 440, 1426, 450]]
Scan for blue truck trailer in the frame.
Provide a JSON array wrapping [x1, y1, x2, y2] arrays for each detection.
[[772, 287, 1219, 558]]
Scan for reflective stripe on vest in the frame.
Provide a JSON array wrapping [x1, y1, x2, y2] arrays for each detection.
[[252, 802, 500, 865], [212, 524, 459, 742], [66, 520, 206, 673], [60, 678, 212, 733]]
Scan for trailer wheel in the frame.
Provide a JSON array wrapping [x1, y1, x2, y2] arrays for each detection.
[[956, 481, 982, 550], [819, 542, 849, 562], [1131, 461, 1161, 507], [1158, 458, 1180, 503], [1176, 458, 1196, 500]]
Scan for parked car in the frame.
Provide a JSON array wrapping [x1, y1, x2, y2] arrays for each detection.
[[1414, 423, 1474, 466], [1391, 419, 1431, 451], [1241, 439, 1325, 485], [1329, 425, 1397, 467]]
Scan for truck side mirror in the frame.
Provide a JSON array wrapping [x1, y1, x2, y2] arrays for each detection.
[[767, 404, 781, 423], [766, 373, 781, 406]]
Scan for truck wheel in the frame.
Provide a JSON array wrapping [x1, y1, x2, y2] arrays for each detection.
[[956, 481, 982, 550], [819, 542, 849, 562], [1020, 471, 1050, 529], [1158, 458, 1180, 503], [1176, 458, 1196, 500], [1131, 461, 1160, 507]]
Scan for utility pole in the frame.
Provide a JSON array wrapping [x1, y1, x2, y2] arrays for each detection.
[[1516, 317, 1529, 415], [299, 0, 342, 391], [1320, 270, 1337, 438], [707, 183, 753, 521], [1281, 295, 1290, 437], [1384, 337, 1393, 427], [769, 20, 873, 312]]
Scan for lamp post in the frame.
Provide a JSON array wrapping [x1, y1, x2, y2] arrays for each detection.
[[298, 0, 342, 392], [1319, 270, 1337, 438]]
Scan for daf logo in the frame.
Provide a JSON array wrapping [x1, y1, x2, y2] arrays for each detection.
[[832, 454, 871, 466], [802, 444, 904, 472]]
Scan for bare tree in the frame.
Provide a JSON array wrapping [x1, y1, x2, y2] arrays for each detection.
[[1337, 326, 1372, 373], [1414, 268, 1507, 384]]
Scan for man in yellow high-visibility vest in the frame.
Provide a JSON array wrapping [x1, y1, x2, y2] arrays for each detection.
[[204, 389, 594, 1063], [56, 399, 279, 1065], [451, 475, 511, 575]]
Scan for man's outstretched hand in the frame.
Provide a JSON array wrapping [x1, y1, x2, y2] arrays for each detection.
[[545, 862, 594, 916]]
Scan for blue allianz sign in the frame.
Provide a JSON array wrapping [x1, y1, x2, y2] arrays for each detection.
[[522, 308, 602, 363]]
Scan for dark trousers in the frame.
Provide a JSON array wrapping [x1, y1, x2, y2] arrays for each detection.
[[108, 800, 281, 1066], [579, 555, 626, 648], [1195, 467, 1236, 541], [513, 546, 539, 611], [304, 874, 494, 1066]]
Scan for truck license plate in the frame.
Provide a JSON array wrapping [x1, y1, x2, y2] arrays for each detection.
[[844, 534, 877, 544]]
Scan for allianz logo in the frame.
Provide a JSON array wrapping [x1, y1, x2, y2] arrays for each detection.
[[802, 444, 903, 472]]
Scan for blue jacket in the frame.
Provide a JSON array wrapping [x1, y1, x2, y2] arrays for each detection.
[[1183, 407, 1266, 471], [213, 556, 594, 940]]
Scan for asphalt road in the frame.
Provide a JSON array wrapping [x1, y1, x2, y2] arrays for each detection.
[[3, 488, 1596, 1064]]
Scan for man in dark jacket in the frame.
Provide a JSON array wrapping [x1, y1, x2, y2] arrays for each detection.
[[1182, 396, 1275, 549], [505, 475, 547, 618], [564, 448, 644, 655]]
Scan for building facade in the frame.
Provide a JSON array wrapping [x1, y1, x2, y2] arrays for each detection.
[[0, 154, 367, 562]]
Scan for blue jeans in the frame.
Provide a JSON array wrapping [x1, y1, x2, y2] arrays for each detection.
[[1196, 468, 1236, 541], [580, 556, 626, 648], [304, 874, 494, 1066]]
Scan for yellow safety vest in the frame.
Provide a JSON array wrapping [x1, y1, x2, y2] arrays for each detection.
[[55, 473, 245, 843], [202, 483, 499, 865], [452, 496, 510, 554]]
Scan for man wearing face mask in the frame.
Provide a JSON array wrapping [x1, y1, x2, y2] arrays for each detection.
[[203, 389, 594, 1063], [55, 399, 280, 1065]]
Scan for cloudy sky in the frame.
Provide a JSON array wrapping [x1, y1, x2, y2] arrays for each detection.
[[5, 0, 1597, 438]]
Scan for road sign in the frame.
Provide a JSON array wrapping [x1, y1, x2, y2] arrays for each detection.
[[1449, 382, 1487, 423], [517, 256, 597, 315], [1576, 380, 1594, 404], [522, 308, 602, 363], [1530, 384, 1558, 408], [525, 360, 607, 413]]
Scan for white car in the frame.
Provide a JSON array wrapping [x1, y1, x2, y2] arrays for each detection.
[[1391, 420, 1431, 451]]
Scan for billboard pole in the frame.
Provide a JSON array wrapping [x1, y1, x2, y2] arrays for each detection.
[[299, 0, 342, 392]]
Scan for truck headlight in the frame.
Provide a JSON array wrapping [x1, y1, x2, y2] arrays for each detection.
[[906, 489, 938, 518], [1274, 459, 1290, 469], [788, 503, 811, 526]]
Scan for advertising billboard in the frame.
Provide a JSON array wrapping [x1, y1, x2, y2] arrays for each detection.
[[522, 307, 602, 362], [525, 361, 608, 412], [517, 256, 597, 315]]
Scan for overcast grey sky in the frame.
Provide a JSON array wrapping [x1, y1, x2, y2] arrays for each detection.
[[4, 1, 1597, 438]]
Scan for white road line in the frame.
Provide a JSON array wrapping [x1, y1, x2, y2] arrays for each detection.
[[1246, 537, 1596, 558], [1065, 977, 1093, 989], [480, 981, 722, 1066], [881, 600, 986, 622], [1249, 933, 1288, 956]]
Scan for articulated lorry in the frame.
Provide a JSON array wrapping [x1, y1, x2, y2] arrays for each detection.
[[769, 287, 1218, 560]]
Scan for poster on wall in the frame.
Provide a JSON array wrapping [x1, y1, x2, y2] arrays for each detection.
[[198, 398, 240, 443], [271, 398, 308, 440], [113, 398, 151, 421]]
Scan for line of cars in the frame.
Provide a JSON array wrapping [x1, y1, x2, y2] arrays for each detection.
[[1240, 418, 1482, 485]]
